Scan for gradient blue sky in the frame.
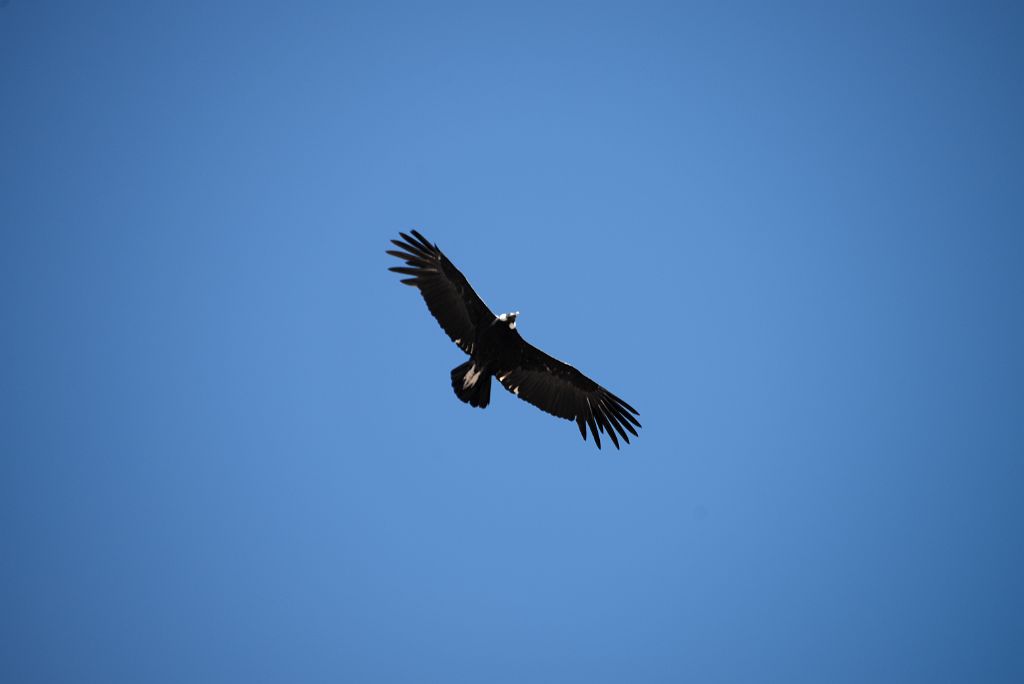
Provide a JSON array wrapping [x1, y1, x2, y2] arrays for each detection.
[[3, 2, 1023, 682]]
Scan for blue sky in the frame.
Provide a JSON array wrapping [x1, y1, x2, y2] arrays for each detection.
[[2, 2, 1023, 682]]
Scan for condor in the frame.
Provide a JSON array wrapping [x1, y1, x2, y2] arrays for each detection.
[[387, 230, 641, 449]]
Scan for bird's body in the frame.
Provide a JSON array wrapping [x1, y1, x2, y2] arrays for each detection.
[[387, 230, 640, 449], [450, 317, 512, 405]]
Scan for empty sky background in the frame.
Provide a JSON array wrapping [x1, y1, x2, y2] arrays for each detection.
[[3, 2, 1023, 682]]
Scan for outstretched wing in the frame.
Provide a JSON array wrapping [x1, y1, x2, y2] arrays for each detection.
[[495, 341, 641, 449], [387, 230, 495, 355]]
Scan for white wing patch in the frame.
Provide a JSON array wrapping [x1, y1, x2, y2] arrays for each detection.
[[462, 364, 482, 389]]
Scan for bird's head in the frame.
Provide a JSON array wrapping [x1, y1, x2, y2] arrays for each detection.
[[497, 311, 519, 330]]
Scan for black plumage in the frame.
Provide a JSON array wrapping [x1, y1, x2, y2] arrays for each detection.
[[387, 230, 641, 449]]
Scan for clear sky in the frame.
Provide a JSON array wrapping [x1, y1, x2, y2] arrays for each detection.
[[2, 2, 1023, 682]]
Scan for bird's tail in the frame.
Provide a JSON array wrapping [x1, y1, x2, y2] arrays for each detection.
[[451, 360, 491, 408]]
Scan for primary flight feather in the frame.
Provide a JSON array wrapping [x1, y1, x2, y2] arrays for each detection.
[[387, 230, 641, 449]]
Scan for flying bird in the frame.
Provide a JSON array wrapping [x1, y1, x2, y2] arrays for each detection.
[[387, 230, 641, 449]]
